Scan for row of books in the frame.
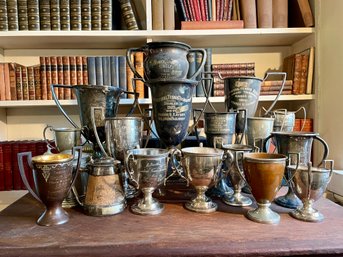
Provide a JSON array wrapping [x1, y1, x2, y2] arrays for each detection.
[[293, 118, 313, 132], [175, 0, 314, 30], [0, 0, 141, 31], [0, 54, 147, 101], [151, 0, 175, 30], [0, 140, 51, 191]]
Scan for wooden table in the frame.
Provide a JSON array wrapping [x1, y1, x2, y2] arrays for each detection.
[[0, 192, 343, 257]]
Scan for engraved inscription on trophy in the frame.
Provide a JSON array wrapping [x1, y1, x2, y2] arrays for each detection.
[[228, 81, 259, 108], [154, 95, 191, 122], [205, 116, 235, 134], [146, 58, 184, 79]]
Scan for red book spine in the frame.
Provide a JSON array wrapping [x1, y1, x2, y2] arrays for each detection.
[[0, 143, 5, 191], [11, 142, 21, 190], [203, 0, 209, 20], [36, 140, 48, 156], [18, 141, 30, 190], [3, 142, 13, 190], [199, 0, 206, 21]]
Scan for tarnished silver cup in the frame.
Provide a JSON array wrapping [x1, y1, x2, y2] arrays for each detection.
[[288, 160, 334, 222], [172, 146, 224, 213], [246, 117, 274, 151], [125, 148, 169, 215]]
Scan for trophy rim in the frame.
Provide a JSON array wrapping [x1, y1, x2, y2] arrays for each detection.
[[32, 153, 74, 164], [181, 147, 224, 157], [127, 148, 169, 158], [145, 40, 192, 50], [51, 127, 82, 132], [271, 131, 319, 137], [247, 117, 275, 121], [244, 153, 286, 163], [221, 144, 253, 152]]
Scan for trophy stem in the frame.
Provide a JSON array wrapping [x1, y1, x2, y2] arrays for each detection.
[[131, 187, 164, 215], [185, 186, 217, 213], [274, 186, 302, 209], [222, 188, 252, 207], [246, 202, 280, 224], [290, 199, 324, 222], [37, 205, 69, 226]]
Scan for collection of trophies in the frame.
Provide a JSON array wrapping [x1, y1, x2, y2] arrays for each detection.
[[17, 41, 334, 227]]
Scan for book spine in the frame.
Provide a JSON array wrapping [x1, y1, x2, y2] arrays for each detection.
[[82, 56, 88, 84], [15, 65, 23, 100], [0, 64, 5, 101], [181, 20, 244, 29], [212, 62, 255, 70], [118, 56, 127, 97], [9, 63, 17, 100], [257, 0, 272, 28], [192, 0, 201, 21], [39, 57, 47, 100], [186, 0, 194, 21], [0, 143, 4, 191], [81, 0, 91, 30], [95, 56, 103, 85], [213, 69, 255, 77], [3, 143, 13, 190], [27, 0, 40, 31], [219, 0, 225, 21], [299, 54, 309, 94], [134, 52, 145, 99], [45, 57, 52, 100], [57, 56, 64, 99], [70, 0, 82, 31], [261, 80, 293, 87], [240, 0, 257, 28], [292, 53, 302, 94], [87, 56, 96, 85], [76, 56, 83, 84], [175, 0, 188, 22], [91, 0, 101, 30], [272, 0, 288, 28], [102, 56, 111, 85], [126, 53, 134, 97], [204, 48, 212, 96], [211, 0, 216, 21], [21, 66, 29, 100], [199, 0, 206, 21], [4, 63, 11, 100], [11, 142, 21, 190], [27, 66, 35, 100], [7, 0, 19, 31], [297, 0, 314, 27], [110, 56, 119, 87], [213, 89, 225, 96], [33, 65, 41, 100], [119, 0, 139, 30], [18, 0, 28, 30], [164, 0, 175, 29], [50, 0, 60, 30], [207, 0, 212, 21], [62, 56, 71, 99], [0, 0, 8, 31], [260, 90, 292, 95], [60, 0, 70, 30], [50, 56, 58, 98], [69, 56, 77, 99], [39, 0, 51, 30], [101, 0, 112, 30], [306, 47, 314, 94], [215, 0, 220, 21], [152, 0, 163, 30]]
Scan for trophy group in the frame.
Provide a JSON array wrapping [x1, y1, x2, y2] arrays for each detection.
[[17, 41, 334, 226]]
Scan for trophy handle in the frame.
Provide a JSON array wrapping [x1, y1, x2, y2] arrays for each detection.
[[126, 48, 144, 81], [234, 151, 252, 192], [262, 135, 273, 153], [306, 162, 313, 201], [201, 72, 217, 112], [90, 106, 109, 157], [213, 136, 224, 149], [235, 109, 247, 144], [168, 148, 189, 186], [285, 152, 301, 188], [261, 72, 287, 116], [188, 48, 207, 81], [17, 152, 42, 203], [323, 159, 334, 184], [193, 108, 203, 145], [293, 106, 307, 131], [313, 135, 329, 166], [124, 151, 139, 189], [123, 88, 139, 117], [70, 146, 82, 189], [43, 125, 57, 152]]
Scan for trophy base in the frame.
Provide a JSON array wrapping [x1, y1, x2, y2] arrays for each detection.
[[222, 192, 252, 207], [37, 206, 69, 226], [290, 207, 324, 222], [274, 189, 302, 209], [246, 203, 280, 224], [84, 201, 126, 216], [185, 197, 217, 213], [131, 198, 164, 215]]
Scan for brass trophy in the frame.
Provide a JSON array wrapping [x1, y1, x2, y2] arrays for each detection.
[[288, 160, 334, 222], [17, 146, 82, 226]]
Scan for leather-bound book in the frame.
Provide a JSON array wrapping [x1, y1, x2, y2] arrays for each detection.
[[33, 65, 41, 100], [306, 47, 314, 94], [39, 0, 51, 30], [101, 0, 112, 30], [0, 143, 4, 191], [299, 53, 309, 94], [11, 142, 21, 190], [70, 0, 82, 31], [288, 0, 314, 27], [15, 65, 23, 100], [0, 64, 5, 101], [62, 56, 71, 99], [27, 65, 35, 100], [240, 0, 257, 28], [76, 56, 83, 85], [134, 52, 144, 99], [27, 0, 39, 31], [45, 57, 52, 100], [82, 56, 88, 84], [3, 142, 13, 190], [69, 56, 77, 99], [273, 0, 288, 28], [50, 0, 60, 30], [7, 0, 19, 31], [40, 57, 47, 100], [18, 0, 28, 30], [257, 0, 272, 28], [292, 53, 302, 94], [9, 63, 17, 100], [21, 66, 29, 100], [60, 0, 70, 30], [91, 0, 101, 30], [3, 63, 11, 100], [81, 0, 91, 30], [0, 0, 8, 31], [57, 56, 64, 99], [119, 0, 139, 30], [50, 57, 58, 97]]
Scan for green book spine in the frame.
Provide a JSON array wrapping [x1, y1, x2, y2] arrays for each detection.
[[101, 0, 112, 30], [39, 0, 51, 30], [18, 0, 28, 30], [50, 0, 60, 30], [7, 0, 18, 31], [81, 0, 91, 30], [70, 0, 82, 30], [60, 0, 70, 30], [27, 0, 39, 31], [91, 0, 101, 30], [119, 0, 139, 30], [0, 0, 8, 31]]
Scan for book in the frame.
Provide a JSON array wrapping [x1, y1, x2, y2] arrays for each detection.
[[27, 0, 39, 31], [126, 53, 134, 98], [0, 143, 4, 190], [45, 57, 52, 100], [260, 90, 292, 95], [134, 52, 144, 99], [0, 64, 5, 101], [4, 63, 11, 100], [152, 0, 163, 30], [257, 0, 272, 28], [21, 66, 29, 100], [57, 56, 64, 99], [273, 0, 288, 28], [60, 0, 70, 30], [91, 0, 101, 30], [70, 0, 82, 30], [292, 53, 302, 94], [164, 0, 175, 29], [175, 0, 187, 22], [212, 62, 255, 70], [9, 63, 17, 100], [306, 47, 314, 94], [50, 57, 58, 97], [7, 0, 18, 31], [18, 0, 28, 30], [82, 56, 88, 84], [3, 142, 13, 190], [76, 56, 83, 85], [27, 65, 35, 100], [102, 56, 111, 85], [261, 85, 293, 92], [39, 0, 51, 30], [288, 0, 314, 27], [11, 142, 21, 190], [261, 80, 293, 87], [299, 53, 309, 94], [211, 0, 216, 21], [81, 0, 91, 30], [62, 56, 71, 99], [240, 0, 257, 28], [101, 0, 112, 30], [110, 56, 119, 87], [181, 20, 244, 29], [33, 65, 41, 100], [50, 0, 60, 30], [0, 0, 8, 31], [69, 56, 77, 99], [95, 56, 103, 85], [118, 56, 127, 97], [87, 56, 96, 85], [15, 65, 23, 100], [204, 48, 212, 96], [119, 0, 139, 30]]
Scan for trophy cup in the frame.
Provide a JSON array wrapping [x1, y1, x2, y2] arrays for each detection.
[[288, 160, 334, 222], [17, 146, 82, 226]]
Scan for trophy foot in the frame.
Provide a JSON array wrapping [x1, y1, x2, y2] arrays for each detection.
[[37, 206, 69, 226], [274, 190, 302, 209], [246, 203, 280, 224], [222, 192, 252, 207], [131, 198, 164, 215], [290, 203, 324, 222], [185, 200, 217, 213]]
